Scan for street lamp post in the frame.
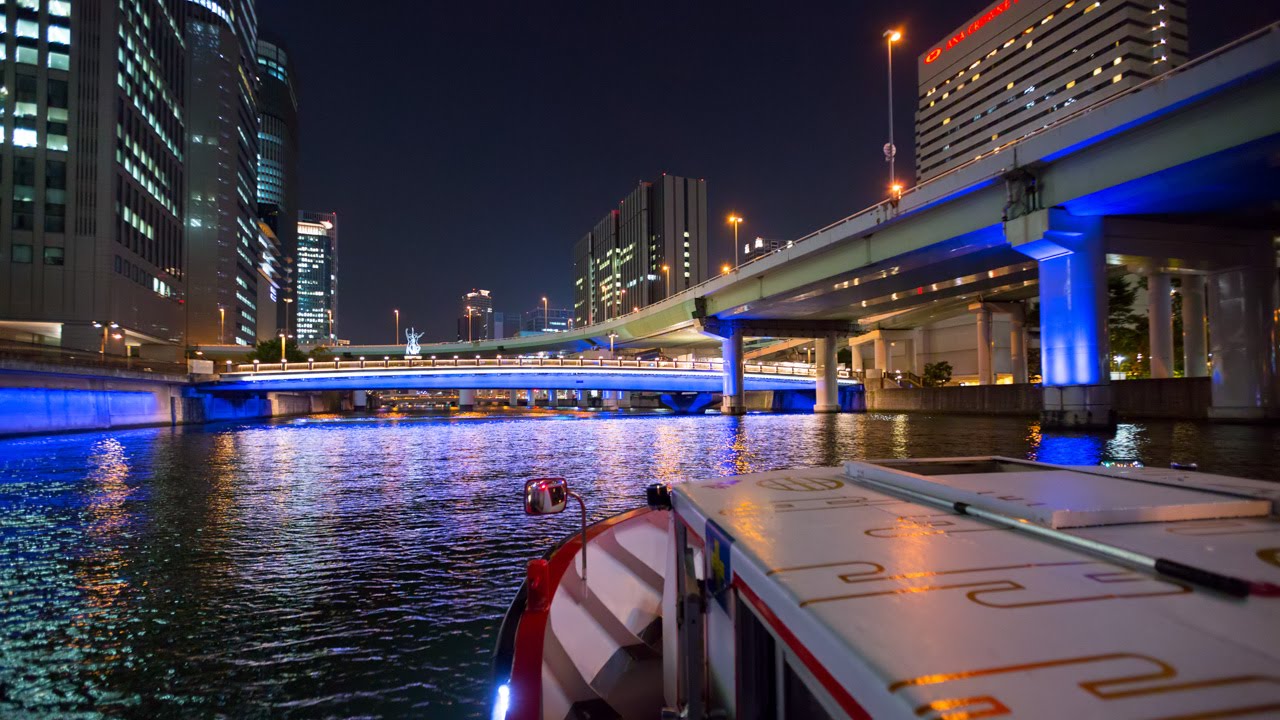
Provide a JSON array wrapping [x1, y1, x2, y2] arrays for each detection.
[[394, 309, 400, 344], [327, 309, 334, 342], [542, 296, 548, 332], [883, 29, 903, 196], [219, 307, 225, 345], [466, 306, 474, 342], [93, 321, 119, 362], [662, 264, 670, 298], [283, 297, 294, 338], [279, 333, 288, 363], [728, 214, 744, 268]]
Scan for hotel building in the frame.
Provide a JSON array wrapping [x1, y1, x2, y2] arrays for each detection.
[[915, 0, 1187, 181]]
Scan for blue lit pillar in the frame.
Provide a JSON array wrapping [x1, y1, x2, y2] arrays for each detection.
[[814, 334, 839, 413], [508, 389, 520, 407], [458, 388, 476, 410], [526, 388, 536, 407], [1008, 210, 1112, 428], [721, 326, 745, 415], [574, 389, 584, 406], [1206, 239, 1278, 420], [603, 390, 619, 409]]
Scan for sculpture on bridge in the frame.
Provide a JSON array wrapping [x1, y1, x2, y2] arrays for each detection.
[[405, 328, 424, 357]]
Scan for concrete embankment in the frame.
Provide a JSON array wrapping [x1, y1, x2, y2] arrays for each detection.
[[0, 359, 344, 437], [864, 378, 1213, 421]]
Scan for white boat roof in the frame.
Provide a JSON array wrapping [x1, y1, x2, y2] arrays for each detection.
[[671, 457, 1280, 718]]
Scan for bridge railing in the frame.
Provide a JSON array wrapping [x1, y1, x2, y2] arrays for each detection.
[[225, 356, 854, 380]]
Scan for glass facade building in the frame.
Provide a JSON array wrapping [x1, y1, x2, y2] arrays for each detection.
[[457, 289, 493, 341], [915, 0, 1187, 181], [295, 210, 336, 345], [256, 35, 298, 335], [184, 0, 264, 347], [572, 175, 707, 327], [0, 0, 188, 354]]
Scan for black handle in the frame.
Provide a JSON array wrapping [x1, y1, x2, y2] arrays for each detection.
[[1154, 558, 1251, 598]]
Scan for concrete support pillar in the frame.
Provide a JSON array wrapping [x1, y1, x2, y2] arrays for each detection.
[[720, 327, 745, 415], [526, 389, 536, 407], [847, 340, 864, 372], [1009, 210, 1111, 428], [874, 336, 888, 373], [1182, 274, 1209, 378], [901, 338, 916, 376], [814, 334, 839, 413], [546, 389, 557, 408], [1207, 250, 1279, 420], [353, 389, 367, 409], [509, 389, 520, 407], [618, 391, 631, 409], [573, 389, 584, 406], [1148, 272, 1174, 379], [458, 388, 476, 410], [1010, 318, 1028, 384], [976, 308, 993, 385], [602, 390, 619, 409]]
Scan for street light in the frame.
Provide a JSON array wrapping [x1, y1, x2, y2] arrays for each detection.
[[662, 264, 671, 298], [219, 307, 225, 344], [728, 214, 744, 267], [279, 332, 288, 363], [394, 309, 400, 344], [883, 29, 903, 196], [327, 308, 334, 342], [542, 296, 548, 332], [93, 321, 119, 361], [721, 263, 731, 275], [283, 297, 294, 337]]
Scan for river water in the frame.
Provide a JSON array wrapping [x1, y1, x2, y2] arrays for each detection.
[[2, 410, 1279, 718]]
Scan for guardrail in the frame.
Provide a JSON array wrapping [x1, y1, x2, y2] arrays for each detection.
[[223, 356, 854, 380]]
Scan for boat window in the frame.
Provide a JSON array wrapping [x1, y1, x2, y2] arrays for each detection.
[[784, 660, 834, 720], [735, 595, 777, 720]]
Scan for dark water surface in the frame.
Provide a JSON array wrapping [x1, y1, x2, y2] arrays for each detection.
[[3, 410, 1279, 718]]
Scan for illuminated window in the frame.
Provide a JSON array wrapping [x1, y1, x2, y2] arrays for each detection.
[[48, 52, 69, 70], [1113, 74, 1123, 83], [50, 1, 71, 17], [1084, 1, 1100, 12], [16, 19, 37, 38], [1025, 40, 1033, 50], [1007, 82, 1014, 90], [1113, 57, 1122, 65], [16, 46, 37, 64], [1066, 80, 1076, 89], [942, 117, 951, 125], [1093, 67, 1102, 76], [48, 25, 70, 45], [13, 127, 37, 147]]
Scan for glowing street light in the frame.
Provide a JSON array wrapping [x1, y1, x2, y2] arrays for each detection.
[[542, 296, 548, 332], [728, 214, 744, 267], [722, 263, 731, 275], [883, 28, 903, 196], [662, 264, 671, 298], [219, 307, 225, 344], [394, 308, 400, 344]]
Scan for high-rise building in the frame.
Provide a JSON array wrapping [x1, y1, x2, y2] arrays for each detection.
[[572, 175, 707, 327], [915, 0, 1187, 181], [256, 35, 299, 335], [295, 211, 337, 345], [457, 289, 493, 341], [184, 0, 263, 347], [522, 305, 573, 333], [743, 237, 787, 262], [0, 0, 187, 356]]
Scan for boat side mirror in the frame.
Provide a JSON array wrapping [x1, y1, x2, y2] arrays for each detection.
[[525, 477, 569, 515]]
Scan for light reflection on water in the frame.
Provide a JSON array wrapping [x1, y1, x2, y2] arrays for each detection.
[[2, 411, 1279, 717]]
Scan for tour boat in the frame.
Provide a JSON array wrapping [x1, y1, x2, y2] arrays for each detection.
[[492, 458, 1280, 719]]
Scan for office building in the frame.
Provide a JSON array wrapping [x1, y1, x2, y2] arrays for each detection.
[[458, 288, 493, 341], [915, 0, 1187, 180], [0, 0, 187, 356], [743, 237, 787, 262], [256, 35, 299, 335], [522, 305, 573, 333], [295, 211, 337, 345], [572, 175, 708, 327], [184, 0, 263, 347]]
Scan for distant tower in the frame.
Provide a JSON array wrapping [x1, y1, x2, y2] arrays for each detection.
[[458, 289, 494, 341], [295, 211, 338, 345], [257, 34, 301, 337]]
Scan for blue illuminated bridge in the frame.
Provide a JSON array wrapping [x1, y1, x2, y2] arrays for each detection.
[[209, 357, 858, 394]]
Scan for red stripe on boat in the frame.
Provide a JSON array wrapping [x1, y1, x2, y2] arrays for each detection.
[[735, 577, 874, 720], [507, 507, 655, 720]]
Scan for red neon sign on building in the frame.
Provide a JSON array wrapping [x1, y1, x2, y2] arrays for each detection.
[[925, 0, 1020, 64]]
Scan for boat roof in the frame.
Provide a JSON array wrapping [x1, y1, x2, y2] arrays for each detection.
[[671, 457, 1280, 718]]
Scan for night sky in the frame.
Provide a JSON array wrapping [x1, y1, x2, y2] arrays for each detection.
[[258, 1, 1277, 344]]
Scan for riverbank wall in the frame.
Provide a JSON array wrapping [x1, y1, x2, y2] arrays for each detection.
[[0, 359, 344, 437], [864, 378, 1212, 420]]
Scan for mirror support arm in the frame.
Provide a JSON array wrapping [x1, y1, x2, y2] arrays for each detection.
[[569, 491, 587, 583]]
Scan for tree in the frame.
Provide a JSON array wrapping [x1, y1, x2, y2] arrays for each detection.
[[1108, 275, 1146, 376], [922, 361, 953, 387], [246, 337, 307, 363], [309, 345, 334, 360]]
